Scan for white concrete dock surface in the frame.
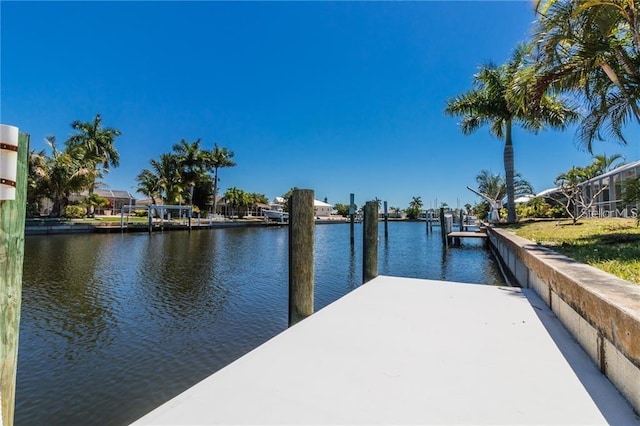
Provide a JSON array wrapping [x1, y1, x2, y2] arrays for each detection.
[[133, 276, 639, 425]]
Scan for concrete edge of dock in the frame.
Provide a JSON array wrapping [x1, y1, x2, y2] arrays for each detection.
[[487, 227, 640, 413]]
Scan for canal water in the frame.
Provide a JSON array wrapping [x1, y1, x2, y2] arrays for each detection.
[[16, 221, 504, 425]]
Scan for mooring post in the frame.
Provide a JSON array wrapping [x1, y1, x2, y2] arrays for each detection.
[[383, 201, 389, 239], [363, 201, 378, 283], [349, 193, 355, 246], [426, 210, 430, 233], [440, 207, 448, 248], [288, 189, 314, 327], [188, 207, 192, 232], [0, 127, 28, 426], [459, 209, 464, 231], [148, 206, 152, 234]]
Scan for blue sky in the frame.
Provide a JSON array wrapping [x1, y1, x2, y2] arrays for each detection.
[[2, 1, 638, 209]]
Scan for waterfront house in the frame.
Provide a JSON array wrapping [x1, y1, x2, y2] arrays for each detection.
[[314, 199, 332, 217], [538, 159, 640, 219]]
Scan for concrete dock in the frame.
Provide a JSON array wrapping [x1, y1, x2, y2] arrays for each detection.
[[133, 276, 639, 425]]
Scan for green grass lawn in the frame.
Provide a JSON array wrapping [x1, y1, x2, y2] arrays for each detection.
[[503, 218, 640, 285]]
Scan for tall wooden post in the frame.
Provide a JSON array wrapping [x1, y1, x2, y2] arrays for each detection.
[[288, 189, 314, 327], [459, 209, 464, 231], [383, 201, 388, 239], [440, 207, 448, 248], [148, 207, 153, 234], [349, 193, 355, 246], [0, 129, 28, 426], [426, 210, 430, 233], [363, 201, 378, 283]]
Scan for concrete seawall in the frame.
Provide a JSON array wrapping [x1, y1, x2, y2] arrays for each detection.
[[487, 227, 640, 413]]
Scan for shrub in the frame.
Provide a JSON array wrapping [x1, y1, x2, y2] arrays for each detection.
[[134, 209, 148, 217], [64, 205, 86, 218], [26, 202, 41, 218]]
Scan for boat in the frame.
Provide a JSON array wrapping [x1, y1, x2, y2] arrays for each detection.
[[263, 209, 289, 221], [263, 197, 289, 221]]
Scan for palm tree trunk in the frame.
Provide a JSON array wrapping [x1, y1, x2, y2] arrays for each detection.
[[504, 120, 516, 223], [212, 168, 218, 215]]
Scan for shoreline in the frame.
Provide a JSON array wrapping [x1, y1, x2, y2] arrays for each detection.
[[24, 216, 422, 236]]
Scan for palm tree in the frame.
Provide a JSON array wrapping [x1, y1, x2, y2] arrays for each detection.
[[475, 170, 534, 202], [533, 0, 640, 151], [586, 153, 625, 177], [208, 143, 236, 215], [66, 114, 121, 196], [224, 187, 242, 217], [409, 196, 423, 211], [136, 169, 162, 205], [150, 153, 183, 204], [445, 43, 578, 223], [33, 136, 93, 217], [173, 138, 208, 204]]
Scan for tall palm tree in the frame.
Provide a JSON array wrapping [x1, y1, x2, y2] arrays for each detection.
[[208, 143, 236, 215], [445, 44, 578, 222], [66, 114, 121, 196], [533, 0, 640, 150]]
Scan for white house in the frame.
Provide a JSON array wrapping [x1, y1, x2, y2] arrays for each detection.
[[314, 199, 332, 217]]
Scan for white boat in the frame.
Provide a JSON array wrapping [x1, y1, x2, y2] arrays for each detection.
[[263, 209, 289, 221]]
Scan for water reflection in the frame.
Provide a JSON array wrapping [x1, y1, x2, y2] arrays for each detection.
[[17, 222, 504, 425]]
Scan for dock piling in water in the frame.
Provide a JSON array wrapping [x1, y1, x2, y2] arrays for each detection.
[[383, 201, 388, 239], [349, 193, 355, 246], [288, 189, 315, 327], [363, 201, 378, 283], [439, 208, 448, 248]]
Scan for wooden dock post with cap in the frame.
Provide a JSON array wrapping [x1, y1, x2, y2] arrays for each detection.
[[383, 201, 388, 239], [0, 128, 28, 426], [440, 207, 448, 248], [363, 201, 378, 283], [288, 189, 314, 327], [349, 193, 355, 246]]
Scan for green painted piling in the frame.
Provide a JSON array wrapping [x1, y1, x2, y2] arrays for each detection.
[[363, 201, 378, 283], [0, 132, 28, 426], [288, 189, 314, 327]]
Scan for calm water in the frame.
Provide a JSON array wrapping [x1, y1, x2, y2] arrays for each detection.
[[16, 222, 504, 425]]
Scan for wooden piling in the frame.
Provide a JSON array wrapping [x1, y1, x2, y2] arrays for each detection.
[[426, 210, 430, 233], [349, 193, 355, 245], [1, 131, 28, 426], [363, 201, 378, 283], [459, 209, 464, 232], [383, 201, 388, 239], [440, 207, 448, 248], [288, 189, 314, 327]]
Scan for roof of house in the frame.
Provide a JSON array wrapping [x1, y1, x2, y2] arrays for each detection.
[[314, 200, 332, 207]]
